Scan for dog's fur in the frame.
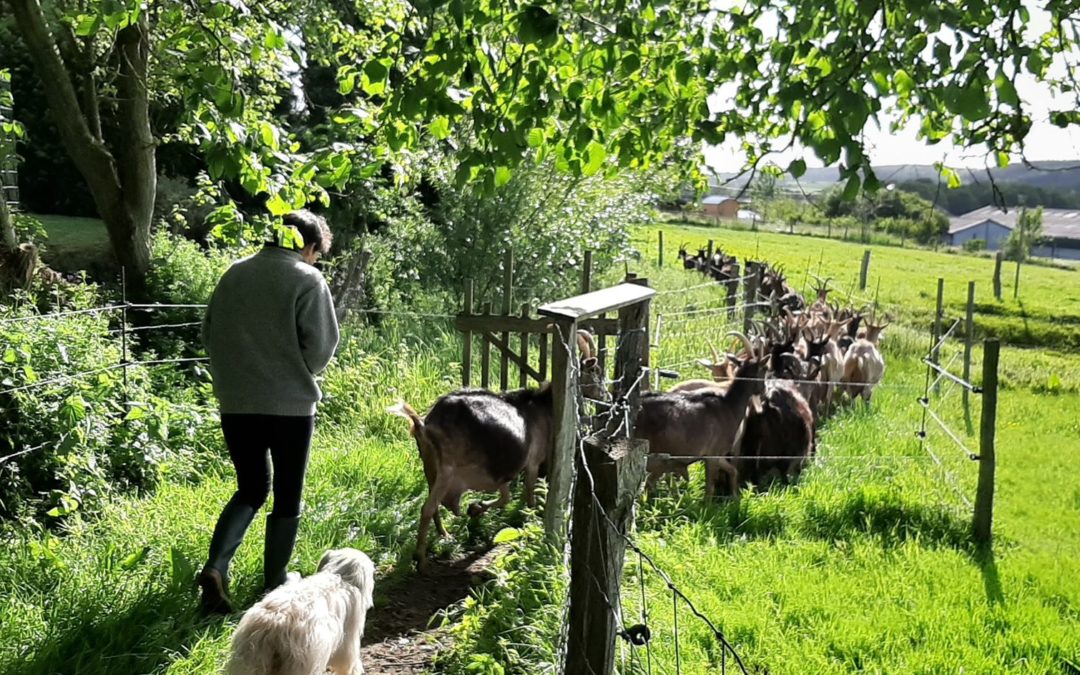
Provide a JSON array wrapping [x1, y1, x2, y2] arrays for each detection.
[[227, 548, 376, 675]]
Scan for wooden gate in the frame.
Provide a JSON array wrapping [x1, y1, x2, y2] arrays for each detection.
[[455, 249, 631, 391]]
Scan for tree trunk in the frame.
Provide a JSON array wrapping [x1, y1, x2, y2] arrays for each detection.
[[0, 191, 15, 251], [9, 0, 155, 292]]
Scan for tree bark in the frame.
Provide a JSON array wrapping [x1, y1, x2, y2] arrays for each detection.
[[0, 190, 16, 251], [9, 0, 155, 291]]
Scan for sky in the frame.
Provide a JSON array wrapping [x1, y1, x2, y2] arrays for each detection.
[[702, 1, 1080, 172]]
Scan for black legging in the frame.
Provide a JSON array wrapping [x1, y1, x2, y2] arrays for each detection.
[[220, 414, 314, 518]]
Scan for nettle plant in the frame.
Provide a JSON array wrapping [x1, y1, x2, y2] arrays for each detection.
[[8, 0, 1080, 286]]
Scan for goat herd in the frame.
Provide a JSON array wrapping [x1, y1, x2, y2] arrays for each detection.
[[390, 246, 889, 569]]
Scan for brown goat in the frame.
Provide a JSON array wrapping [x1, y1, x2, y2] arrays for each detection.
[[635, 333, 767, 499], [389, 385, 553, 569]]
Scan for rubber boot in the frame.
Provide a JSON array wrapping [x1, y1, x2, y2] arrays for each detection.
[[198, 494, 257, 615], [263, 514, 301, 592]]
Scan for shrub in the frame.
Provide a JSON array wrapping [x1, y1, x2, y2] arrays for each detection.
[[963, 238, 987, 252], [0, 283, 220, 527]]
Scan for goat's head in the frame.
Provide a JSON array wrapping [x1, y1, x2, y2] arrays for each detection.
[[576, 329, 608, 401], [696, 341, 736, 383], [725, 331, 768, 396], [863, 315, 890, 345]]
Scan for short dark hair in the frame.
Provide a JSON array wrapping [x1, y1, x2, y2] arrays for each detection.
[[282, 210, 333, 254]]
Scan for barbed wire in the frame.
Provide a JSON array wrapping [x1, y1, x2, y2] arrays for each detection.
[[0, 356, 207, 397]]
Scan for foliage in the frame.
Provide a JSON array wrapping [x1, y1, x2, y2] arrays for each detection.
[[1003, 206, 1043, 262], [436, 525, 564, 674], [963, 237, 987, 252], [9, 0, 1080, 280], [0, 283, 218, 526], [423, 159, 651, 304], [900, 178, 1080, 215]]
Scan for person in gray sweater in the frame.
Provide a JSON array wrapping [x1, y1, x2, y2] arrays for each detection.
[[197, 210, 340, 615]]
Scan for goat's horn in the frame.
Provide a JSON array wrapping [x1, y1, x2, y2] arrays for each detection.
[[576, 329, 596, 358], [707, 340, 722, 365], [724, 331, 755, 358]]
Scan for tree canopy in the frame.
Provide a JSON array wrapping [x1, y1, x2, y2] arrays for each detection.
[[4, 0, 1080, 284]]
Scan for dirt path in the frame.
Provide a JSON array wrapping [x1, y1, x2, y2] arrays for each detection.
[[361, 548, 502, 674]]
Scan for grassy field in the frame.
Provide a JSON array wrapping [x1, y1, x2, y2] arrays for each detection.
[[1, 223, 1078, 673]]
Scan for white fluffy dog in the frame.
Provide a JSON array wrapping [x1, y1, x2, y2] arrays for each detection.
[[227, 548, 376, 675]]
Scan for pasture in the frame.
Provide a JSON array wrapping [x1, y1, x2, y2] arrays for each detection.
[[0, 223, 1078, 673]]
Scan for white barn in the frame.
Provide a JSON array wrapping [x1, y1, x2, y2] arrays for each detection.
[[948, 205, 1080, 260]]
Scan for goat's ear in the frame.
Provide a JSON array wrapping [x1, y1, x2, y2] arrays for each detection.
[[582, 357, 598, 368], [697, 358, 716, 368], [751, 398, 764, 415]]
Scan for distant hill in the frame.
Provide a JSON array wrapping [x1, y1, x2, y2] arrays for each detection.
[[710, 160, 1080, 192]]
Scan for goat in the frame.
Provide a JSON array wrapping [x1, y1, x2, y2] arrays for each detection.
[[669, 342, 735, 394], [389, 385, 553, 569], [734, 379, 815, 492], [842, 317, 888, 402], [635, 333, 767, 499]]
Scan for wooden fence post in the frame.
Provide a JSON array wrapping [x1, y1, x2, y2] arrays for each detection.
[[931, 277, 944, 395], [480, 301, 492, 389], [1013, 259, 1021, 299], [519, 302, 531, 388], [727, 262, 740, 319], [500, 250, 514, 391], [859, 249, 871, 290], [543, 316, 578, 543], [462, 279, 474, 387], [707, 239, 714, 259], [963, 281, 975, 433], [743, 261, 759, 334], [658, 230, 664, 268], [564, 290, 650, 675], [993, 252, 1003, 301], [582, 250, 593, 295], [973, 339, 999, 546]]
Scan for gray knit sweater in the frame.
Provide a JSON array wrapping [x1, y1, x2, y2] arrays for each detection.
[[202, 246, 340, 416]]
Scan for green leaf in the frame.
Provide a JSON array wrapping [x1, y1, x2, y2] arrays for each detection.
[[940, 166, 962, 189], [22, 365, 37, 383], [996, 151, 1010, 168], [894, 69, 915, 96], [994, 72, 1019, 107], [583, 140, 606, 177], [361, 60, 389, 96], [494, 166, 512, 187], [428, 116, 451, 140], [675, 59, 693, 85], [124, 406, 147, 421], [120, 546, 151, 571], [518, 5, 559, 46], [2, 348, 15, 364], [527, 128, 545, 148], [74, 14, 100, 37], [493, 527, 523, 544], [788, 159, 807, 179], [842, 173, 860, 200], [259, 122, 278, 150]]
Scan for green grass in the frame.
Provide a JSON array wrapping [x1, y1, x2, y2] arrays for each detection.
[[2, 222, 1079, 674], [639, 222, 1080, 351], [32, 214, 109, 249]]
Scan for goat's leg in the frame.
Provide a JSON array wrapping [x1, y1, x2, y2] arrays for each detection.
[[467, 484, 512, 518], [715, 458, 740, 502], [523, 468, 539, 508], [415, 488, 444, 571]]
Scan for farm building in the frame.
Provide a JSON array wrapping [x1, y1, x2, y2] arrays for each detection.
[[948, 205, 1080, 260], [701, 195, 744, 218]]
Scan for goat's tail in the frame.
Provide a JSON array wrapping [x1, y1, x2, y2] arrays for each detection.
[[387, 400, 424, 437]]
